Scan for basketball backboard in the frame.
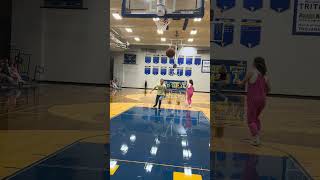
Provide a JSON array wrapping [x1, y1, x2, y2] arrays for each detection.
[[121, 0, 205, 18]]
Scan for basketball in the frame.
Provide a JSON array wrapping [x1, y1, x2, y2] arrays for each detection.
[[166, 48, 175, 58]]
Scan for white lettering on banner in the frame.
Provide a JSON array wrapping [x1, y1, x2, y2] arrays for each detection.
[[294, 0, 320, 35]]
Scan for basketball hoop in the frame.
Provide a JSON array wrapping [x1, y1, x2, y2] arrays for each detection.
[[154, 18, 171, 32]]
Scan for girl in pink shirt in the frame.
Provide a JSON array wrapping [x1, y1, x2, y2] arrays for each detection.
[[186, 79, 194, 108], [238, 57, 271, 146]]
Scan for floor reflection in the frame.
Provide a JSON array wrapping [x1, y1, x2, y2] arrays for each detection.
[[110, 107, 210, 179], [211, 151, 310, 180]]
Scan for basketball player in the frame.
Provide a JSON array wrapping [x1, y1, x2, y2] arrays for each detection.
[[238, 57, 271, 146], [150, 79, 167, 109]]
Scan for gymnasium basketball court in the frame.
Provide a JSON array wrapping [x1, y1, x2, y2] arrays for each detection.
[[110, 0, 211, 179], [1, 0, 320, 179]]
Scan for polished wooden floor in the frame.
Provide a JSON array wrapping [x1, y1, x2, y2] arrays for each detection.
[[111, 88, 320, 179], [0, 84, 108, 179], [1, 85, 320, 179]]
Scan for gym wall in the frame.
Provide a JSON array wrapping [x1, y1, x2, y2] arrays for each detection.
[[212, 0, 320, 96], [113, 47, 210, 92], [0, 0, 12, 58], [11, 0, 109, 84]]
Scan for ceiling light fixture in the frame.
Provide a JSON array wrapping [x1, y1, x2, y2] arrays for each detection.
[[157, 29, 164, 34], [190, 29, 197, 35], [125, 28, 133, 33], [112, 13, 122, 20], [134, 37, 141, 42], [188, 38, 194, 42]]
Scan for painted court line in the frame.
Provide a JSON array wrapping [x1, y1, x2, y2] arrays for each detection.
[[112, 159, 210, 172], [38, 164, 106, 171]]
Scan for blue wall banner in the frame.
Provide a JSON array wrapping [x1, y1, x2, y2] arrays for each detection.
[[178, 56, 184, 65], [169, 57, 175, 64], [216, 0, 236, 11], [160, 67, 167, 76], [211, 59, 247, 91], [270, 0, 290, 12], [161, 56, 168, 64], [202, 60, 210, 73], [169, 67, 175, 76], [177, 67, 184, 76], [293, 0, 320, 36], [243, 0, 263, 11], [194, 56, 202, 65], [185, 67, 192, 77], [240, 19, 262, 48], [144, 66, 151, 75], [213, 18, 235, 47], [153, 66, 159, 75], [153, 56, 159, 64], [145, 56, 151, 64], [186, 56, 193, 65]]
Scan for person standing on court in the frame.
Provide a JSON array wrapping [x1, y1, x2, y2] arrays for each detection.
[[215, 65, 228, 101], [186, 79, 194, 108], [151, 79, 167, 109], [237, 57, 271, 146]]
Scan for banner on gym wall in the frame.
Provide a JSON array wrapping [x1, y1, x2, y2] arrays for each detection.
[[211, 60, 247, 91], [169, 67, 175, 76], [293, 0, 320, 35], [216, 0, 236, 11], [177, 67, 184, 76], [240, 19, 262, 48], [145, 56, 151, 64], [160, 67, 167, 76], [164, 80, 187, 90], [161, 56, 168, 64], [202, 60, 210, 73], [270, 0, 290, 12], [144, 66, 151, 75], [194, 56, 202, 65], [243, 0, 263, 11], [152, 66, 159, 75], [213, 18, 235, 47], [153, 56, 160, 64], [185, 67, 192, 77]]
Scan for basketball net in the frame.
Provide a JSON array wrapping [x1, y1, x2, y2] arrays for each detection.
[[154, 18, 171, 32]]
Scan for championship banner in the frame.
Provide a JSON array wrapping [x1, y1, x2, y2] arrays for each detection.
[[160, 67, 167, 76], [185, 67, 192, 77], [213, 18, 235, 47], [216, 0, 236, 11], [152, 66, 159, 75], [270, 0, 290, 12], [144, 66, 151, 75], [178, 55, 184, 65], [293, 0, 320, 35], [211, 60, 247, 91], [186, 56, 193, 65], [177, 67, 184, 76], [164, 80, 187, 90], [169, 57, 175, 64], [161, 56, 168, 64], [243, 0, 263, 11], [194, 56, 202, 65], [169, 67, 175, 76], [240, 19, 262, 48], [145, 56, 151, 64], [153, 55, 160, 64]]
